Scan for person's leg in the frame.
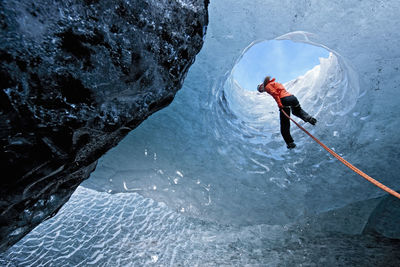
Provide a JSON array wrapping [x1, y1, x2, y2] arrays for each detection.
[[287, 96, 312, 122], [283, 95, 316, 124], [280, 107, 294, 145]]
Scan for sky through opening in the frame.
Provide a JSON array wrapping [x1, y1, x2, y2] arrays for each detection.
[[233, 40, 330, 91]]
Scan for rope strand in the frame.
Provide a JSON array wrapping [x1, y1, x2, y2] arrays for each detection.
[[280, 109, 400, 200]]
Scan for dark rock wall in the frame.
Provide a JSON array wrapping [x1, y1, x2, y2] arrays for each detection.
[[0, 0, 208, 251]]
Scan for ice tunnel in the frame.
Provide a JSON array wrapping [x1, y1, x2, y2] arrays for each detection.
[[80, 33, 367, 226], [2, 0, 400, 265]]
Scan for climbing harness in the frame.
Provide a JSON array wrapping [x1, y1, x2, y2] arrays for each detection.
[[281, 109, 400, 200]]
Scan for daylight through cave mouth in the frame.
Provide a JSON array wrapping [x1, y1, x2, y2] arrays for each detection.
[[210, 32, 361, 160]]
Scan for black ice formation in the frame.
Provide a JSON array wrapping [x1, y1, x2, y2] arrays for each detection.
[[0, 0, 209, 251]]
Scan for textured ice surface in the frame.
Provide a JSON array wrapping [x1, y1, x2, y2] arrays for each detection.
[[3, 0, 400, 265], [1, 187, 400, 266]]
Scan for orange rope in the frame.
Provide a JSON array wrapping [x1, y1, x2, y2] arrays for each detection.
[[281, 109, 400, 200]]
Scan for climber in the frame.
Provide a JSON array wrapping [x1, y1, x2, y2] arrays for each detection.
[[257, 76, 317, 149]]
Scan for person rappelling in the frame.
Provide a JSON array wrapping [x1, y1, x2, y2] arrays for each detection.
[[257, 76, 400, 200], [257, 76, 317, 149]]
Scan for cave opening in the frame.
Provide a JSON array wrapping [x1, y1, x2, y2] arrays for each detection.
[[216, 38, 334, 152], [232, 39, 330, 92]]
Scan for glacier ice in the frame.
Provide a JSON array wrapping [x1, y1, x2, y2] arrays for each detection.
[[81, 35, 372, 226], [2, 0, 400, 265]]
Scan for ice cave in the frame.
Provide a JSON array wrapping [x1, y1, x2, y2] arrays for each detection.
[[1, 0, 400, 266]]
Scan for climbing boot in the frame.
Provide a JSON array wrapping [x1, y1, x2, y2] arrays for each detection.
[[287, 142, 296, 149], [309, 117, 317, 125]]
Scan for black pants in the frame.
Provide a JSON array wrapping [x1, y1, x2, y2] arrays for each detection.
[[279, 95, 312, 145]]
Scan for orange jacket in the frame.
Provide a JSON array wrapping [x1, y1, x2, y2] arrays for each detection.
[[264, 78, 292, 108]]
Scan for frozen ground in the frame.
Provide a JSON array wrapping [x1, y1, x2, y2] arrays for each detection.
[[1, 187, 399, 266]]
